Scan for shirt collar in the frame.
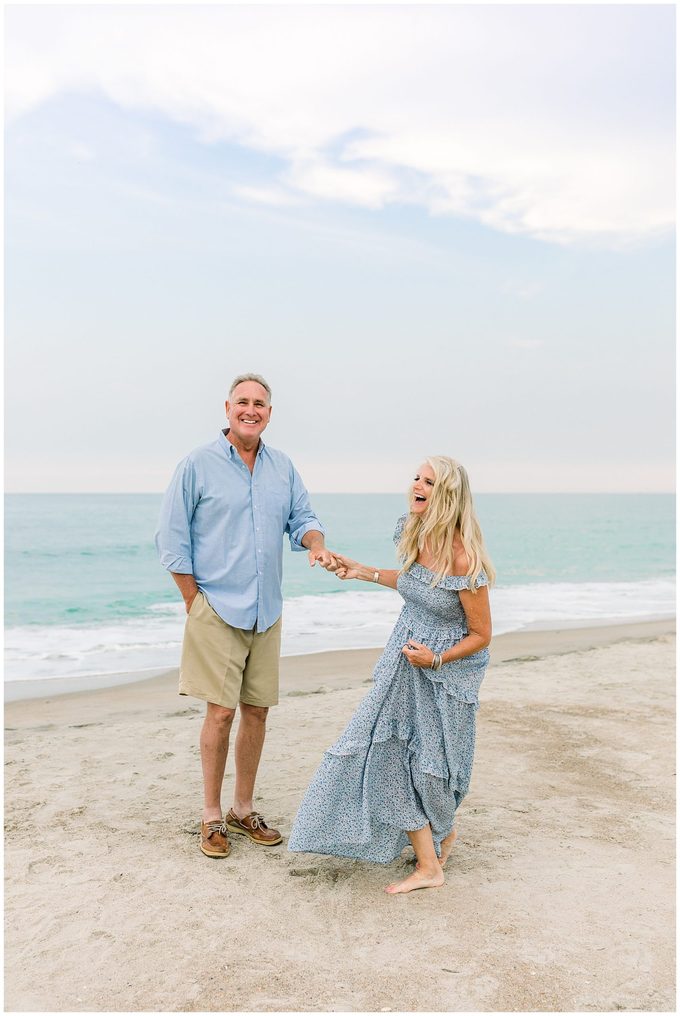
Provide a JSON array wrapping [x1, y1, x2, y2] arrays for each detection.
[[220, 429, 266, 458]]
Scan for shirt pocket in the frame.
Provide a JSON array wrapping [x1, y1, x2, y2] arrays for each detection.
[[262, 479, 292, 531]]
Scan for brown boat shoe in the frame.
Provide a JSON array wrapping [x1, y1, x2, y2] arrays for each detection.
[[200, 817, 232, 858], [225, 808, 282, 845]]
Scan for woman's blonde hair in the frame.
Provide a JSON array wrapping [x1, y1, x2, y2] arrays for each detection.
[[397, 456, 495, 590]]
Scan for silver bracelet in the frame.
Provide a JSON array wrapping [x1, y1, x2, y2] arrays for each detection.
[[430, 652, 443, 671], [372, 570, 380, 583]]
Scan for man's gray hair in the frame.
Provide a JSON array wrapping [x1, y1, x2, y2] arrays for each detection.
[[228, 373, 272, 402]]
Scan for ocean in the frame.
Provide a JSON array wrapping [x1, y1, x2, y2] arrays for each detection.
[[4, 493, 675, 690]]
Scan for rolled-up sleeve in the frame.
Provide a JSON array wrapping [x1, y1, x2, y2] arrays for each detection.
[[154, 458, 198, 573], [286, 463, 324, 552]]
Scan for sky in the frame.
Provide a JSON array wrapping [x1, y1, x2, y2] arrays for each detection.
[[4, 3, 675, 493]]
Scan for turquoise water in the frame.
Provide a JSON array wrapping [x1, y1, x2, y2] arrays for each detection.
[[4, 493, 675, 684], [5, 493, 675, 626]]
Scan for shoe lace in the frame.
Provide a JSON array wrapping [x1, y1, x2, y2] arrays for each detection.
[[250, 814, 266, 830], [206, 820, 227, 836]]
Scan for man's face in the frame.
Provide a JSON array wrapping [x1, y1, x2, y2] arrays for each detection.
[[225, 381, 272, 444]]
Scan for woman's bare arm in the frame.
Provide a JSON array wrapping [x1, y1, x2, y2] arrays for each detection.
[[334, 554, 399, 590], [441, 585, 492, 662]]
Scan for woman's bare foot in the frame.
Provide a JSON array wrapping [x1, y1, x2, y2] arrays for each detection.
[[385, 867, 445, 894], [416, 827, 458, 871]]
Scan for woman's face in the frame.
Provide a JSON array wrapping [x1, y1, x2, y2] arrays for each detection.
[[410, 462, 436, 515]]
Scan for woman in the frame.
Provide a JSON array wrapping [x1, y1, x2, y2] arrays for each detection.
[[288, 456, 494, 894]]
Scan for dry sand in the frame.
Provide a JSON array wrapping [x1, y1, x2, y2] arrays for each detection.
[[4, 620, 675, 1012]]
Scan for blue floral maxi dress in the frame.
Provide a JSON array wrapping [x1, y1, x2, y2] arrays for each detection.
[[288, 516, 490, 864]]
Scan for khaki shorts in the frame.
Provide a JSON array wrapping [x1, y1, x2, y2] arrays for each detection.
[[179, 591, 282, 709]]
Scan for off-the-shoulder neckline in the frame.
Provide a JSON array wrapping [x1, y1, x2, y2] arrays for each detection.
[[410, 560, 469, 577], [410, 560, 470, 581]]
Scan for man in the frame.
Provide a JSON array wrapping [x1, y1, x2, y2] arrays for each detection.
[[155, 373, 336, 858]]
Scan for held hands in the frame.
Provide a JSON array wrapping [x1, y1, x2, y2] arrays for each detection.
[[308, 549, 367, 581], [308, 547, 340, 571], [401, 640, 435, 668], [332, 554, 363, 581]]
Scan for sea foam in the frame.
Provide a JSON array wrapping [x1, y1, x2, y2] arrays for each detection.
[[4, 578, 675, 683]]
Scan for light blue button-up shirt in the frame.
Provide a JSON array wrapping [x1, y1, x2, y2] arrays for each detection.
[[155, 430, 324, 632]]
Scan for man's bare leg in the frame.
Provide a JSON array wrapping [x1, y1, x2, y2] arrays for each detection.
[[200, 703, 236, 822], [231, 703, 268, 818], [385, 824, 445, 895]]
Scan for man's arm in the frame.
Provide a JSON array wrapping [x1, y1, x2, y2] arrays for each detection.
[[155, 457, 200, 609], [286, 462, 338, 569]]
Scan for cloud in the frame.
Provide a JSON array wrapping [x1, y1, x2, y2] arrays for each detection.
[[507, 338, 544, 350], [501, 281, 543, 301], [231, 184, 302, 209], [70, 142, 95, 163], [5, 5, 674, 246], [286, 158, 400, 209]]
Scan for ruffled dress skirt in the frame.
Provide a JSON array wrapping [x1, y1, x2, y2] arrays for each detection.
[[288, 607, 489, 863]]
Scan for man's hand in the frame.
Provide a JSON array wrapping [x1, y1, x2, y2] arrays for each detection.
[[308, 546, 339, 571], [302, 530, 338, 571], [171, 572, 199, 614]]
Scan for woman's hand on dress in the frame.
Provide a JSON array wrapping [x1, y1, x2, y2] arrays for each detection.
[[401, 640, 435, 668], [333, 554, 363, 580]]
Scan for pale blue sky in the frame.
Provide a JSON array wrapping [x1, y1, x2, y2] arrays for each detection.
[[4, 4, 675, 492]]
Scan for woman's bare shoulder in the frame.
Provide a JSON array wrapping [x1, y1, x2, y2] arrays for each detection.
[[452, 544, 471, 576]]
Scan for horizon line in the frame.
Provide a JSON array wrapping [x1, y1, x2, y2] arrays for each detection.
[[4, 490, 676, 497]]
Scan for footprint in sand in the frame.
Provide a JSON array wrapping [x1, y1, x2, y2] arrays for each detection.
[[288, 865, 353, 884]]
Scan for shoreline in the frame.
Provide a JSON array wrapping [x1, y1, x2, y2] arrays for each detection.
[[5, 596, 675, 699], [4, 617, 674, 714]]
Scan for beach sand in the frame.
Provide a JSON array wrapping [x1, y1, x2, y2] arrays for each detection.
[[4, 620, 675, 1012]]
